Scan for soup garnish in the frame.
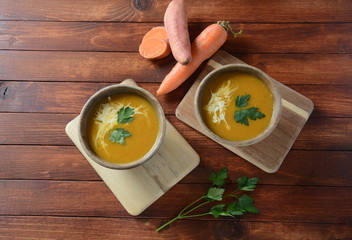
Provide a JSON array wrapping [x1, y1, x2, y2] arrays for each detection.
[[87, 93, 159, 164], [201, 72, 273, 141]]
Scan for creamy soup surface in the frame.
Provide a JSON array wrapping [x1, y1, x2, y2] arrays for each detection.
[[87, 93, 159, 164], [201, 72, 274, 141]]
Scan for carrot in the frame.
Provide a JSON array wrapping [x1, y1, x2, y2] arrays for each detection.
[[164, 0, 192, 65], [142, 26, 168, 42], [139, 38, 171, 60], [157, 21, 242, 95]]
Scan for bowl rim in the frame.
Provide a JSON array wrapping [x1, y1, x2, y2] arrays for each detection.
[[78, 83, 166, 170], [194, 63, 282, 147]]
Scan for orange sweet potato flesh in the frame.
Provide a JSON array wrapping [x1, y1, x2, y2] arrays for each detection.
[[142, 26, 168, 42], [139, 26, 171, 60], [139, 38, 171, 60]]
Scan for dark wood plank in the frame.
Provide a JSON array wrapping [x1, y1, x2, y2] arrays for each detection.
[[170, 116, 352, 151], [1, 180, 351, 224], [1, 82, 350, 117], [0, 113, 73, 145], [190, 150, 352, 187], [1, 145, 351, 188], [289, 85, 352, 118], [0, 51, 351, 84], [176, 117, 352, 150], [292, 117, 352, 150], [0, 216, 351, 240], [168, 116, 352, 150], [238, 54, 352, 85], [0, 51, 173, 82], [0, 113, 350, 150], [0, 0, 351, 22], [0, 146, 98, 181], [1, 22, 351, 53]]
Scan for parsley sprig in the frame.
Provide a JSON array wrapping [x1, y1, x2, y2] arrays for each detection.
[[109, 128, 131, 144], [235, 94, 250, 108], [234, 94, 265, 126], [235, 107, 265, 126], [117, 106, 135, 124], [155, 168, 259, 232], [109, 106, 135, 144]]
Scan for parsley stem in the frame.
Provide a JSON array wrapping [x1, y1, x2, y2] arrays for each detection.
[[224, 188, 240, 198], [156, 197, 208, 232], [226, 194, 240, 199], [155, 170, 259, 232], [180, 212, 210, 218], [156, 200, 213, 232], [181, 200, 213, 217], [155, 216, 180, 232], [178, 196, 205, 216]]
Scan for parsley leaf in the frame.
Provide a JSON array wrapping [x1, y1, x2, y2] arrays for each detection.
[[237, 176, 259, 191], [236, 94, 250, 108], [237, 194, 259, 214], [117, 106, 135, 124], [205, 187, 225, 201], [209, 167, 228, 187], [226, 201, 244, 216], [209, 204, 226, 218], [234, 107, 265, 126], [155, 168, 260, 232], [109, 128, 131, 144]]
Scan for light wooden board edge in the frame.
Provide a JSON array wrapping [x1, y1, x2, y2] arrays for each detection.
[[65, 79, 200, 215], [176, 50, 314, 173]]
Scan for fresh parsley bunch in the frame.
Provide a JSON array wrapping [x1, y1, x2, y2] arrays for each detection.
[[156, 168, 259, 232]]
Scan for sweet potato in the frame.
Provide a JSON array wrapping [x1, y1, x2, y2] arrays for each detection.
[[142, 26, 168, 42], [164, 0, 192, 65], [139, 26, 171, 60], [139, 38, 171, 60]]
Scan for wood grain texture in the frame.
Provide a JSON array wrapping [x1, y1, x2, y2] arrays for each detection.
[[173, 116, 352, 151], [0, 146, 98, 180], [0, 0, 350, 238], [1, 51, 351, 84], [65, 99, 199, 215], [0, 0, 351, 22], [0, 22, 351, 53], [0, 216, 351, 240], [1, 82, 350, 117], [176, 51, 314, 173], [1, 180, 352, 224], [0, 113, 350, 150], [0, 51, 173, 82], [1, 145, 351, 188], [238, 54, 352, 85]]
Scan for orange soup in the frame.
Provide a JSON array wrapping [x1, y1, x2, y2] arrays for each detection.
[[87, 93, 159, 164], [201, 72, 274, 141]]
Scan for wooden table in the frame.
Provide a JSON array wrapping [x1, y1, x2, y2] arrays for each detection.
[[0, 1, 351, 239]]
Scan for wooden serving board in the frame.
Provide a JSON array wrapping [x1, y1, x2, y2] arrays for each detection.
[[65, 79, 199, 216], [176, 50, 314, 173]]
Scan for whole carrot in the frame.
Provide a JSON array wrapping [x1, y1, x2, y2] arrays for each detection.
[[164, 0, 192, 65], [157, 21, 241, 95]]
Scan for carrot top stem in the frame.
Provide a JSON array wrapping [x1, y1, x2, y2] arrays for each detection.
[[217, 21, 242, 37]]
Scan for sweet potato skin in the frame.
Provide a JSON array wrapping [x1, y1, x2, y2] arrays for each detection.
[[164, 0, 192, 65]]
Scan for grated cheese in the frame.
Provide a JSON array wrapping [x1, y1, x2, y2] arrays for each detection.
[[203, 80, 238, 129], [93, 97, 149, 154]]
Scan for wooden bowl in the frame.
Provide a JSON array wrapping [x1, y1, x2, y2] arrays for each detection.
[[78, 83, 166, 169], [194, 63, 282, 147]]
